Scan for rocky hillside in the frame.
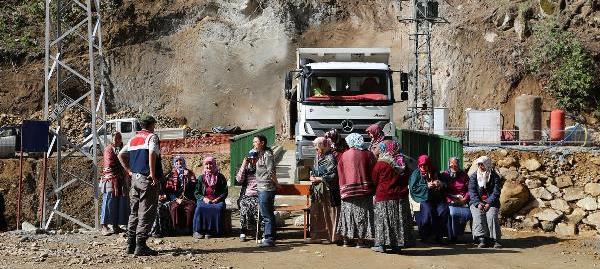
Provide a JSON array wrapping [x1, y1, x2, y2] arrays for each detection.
[[0, 0, 598, 132]]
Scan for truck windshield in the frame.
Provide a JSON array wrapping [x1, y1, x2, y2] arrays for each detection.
[[303, 70, 391, 103]]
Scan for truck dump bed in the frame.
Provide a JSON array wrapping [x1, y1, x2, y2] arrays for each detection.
[[297, 48, 390, 67]]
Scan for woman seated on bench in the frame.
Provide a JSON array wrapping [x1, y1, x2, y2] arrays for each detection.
[[193, 156, 228, 239]]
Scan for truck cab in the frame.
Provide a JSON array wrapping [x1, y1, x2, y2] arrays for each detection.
[[284, 48, 405, 181]]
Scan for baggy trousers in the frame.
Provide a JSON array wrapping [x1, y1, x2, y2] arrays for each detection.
[[127, 173, 158, 241], [469, 205, 501, 241]]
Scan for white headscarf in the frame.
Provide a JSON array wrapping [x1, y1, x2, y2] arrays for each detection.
[[476, 156, 492, 188]]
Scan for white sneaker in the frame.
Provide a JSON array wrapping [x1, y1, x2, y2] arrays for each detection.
[[239, 234, 247, 242]]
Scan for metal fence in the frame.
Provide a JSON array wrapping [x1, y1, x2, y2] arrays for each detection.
[[229, 126, 276, 185], [396, 128, 464, 171]]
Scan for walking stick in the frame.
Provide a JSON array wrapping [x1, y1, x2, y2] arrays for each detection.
[[256, 203, 261, 244]]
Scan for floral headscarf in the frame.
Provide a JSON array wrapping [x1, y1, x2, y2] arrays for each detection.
[[203, 156, 220, 187], [476, 156, 492, 188], [313, 137, 332, 159], [366, 124, 384, 145], [378, 140, 406, 173], [345, 133, 364, 149]]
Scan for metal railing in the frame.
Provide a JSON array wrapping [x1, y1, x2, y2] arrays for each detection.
[[396, 128, 464, 170], [440, 126, 593, 146], [229, 126, 276, 185]]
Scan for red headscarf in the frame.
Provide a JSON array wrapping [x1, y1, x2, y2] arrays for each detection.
[[418, 155, 432, 176]]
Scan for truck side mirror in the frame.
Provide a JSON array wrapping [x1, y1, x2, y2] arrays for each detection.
[[284, 71, 293, 100], [400, 72, 409, 101]]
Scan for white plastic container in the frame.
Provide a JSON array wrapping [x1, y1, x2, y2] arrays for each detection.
[[466, 109, 502, 145]]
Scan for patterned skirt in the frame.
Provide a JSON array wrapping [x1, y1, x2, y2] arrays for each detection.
[[374, 198, 416, 248], [336, 196, 374, 240], [239, 195, 260, 232]]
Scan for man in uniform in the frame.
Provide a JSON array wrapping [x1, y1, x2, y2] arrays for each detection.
[[118, 114, 163, 256]]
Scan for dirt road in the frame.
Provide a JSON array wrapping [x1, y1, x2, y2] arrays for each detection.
[[0, 228, 598, 269]]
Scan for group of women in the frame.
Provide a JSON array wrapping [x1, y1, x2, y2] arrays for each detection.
[[302, 124, 503, 253], [100, 126, 503, 252]]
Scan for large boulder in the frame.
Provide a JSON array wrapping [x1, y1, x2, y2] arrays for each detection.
[[583, 212, 600, 228], [525, 178, 542, 189], [555, 175, 573, 188], [549, 199, 571, 213], [566, 208, 588, 225], [584, 183, 600, 197], [563, 187, 585, 201], [530, 187, 553, 200], [576, 197, 598, 211], [540, 221, 555, 232], [500, 181, 531, 216], [497, 156, 517, 167], [534, 209, 563, 222], [521, 159, 542, 171], [555, 222, 576, 236]]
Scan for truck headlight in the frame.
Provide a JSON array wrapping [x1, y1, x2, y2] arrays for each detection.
[[304, 122, 315, 135], [383, 122, 396, 137]]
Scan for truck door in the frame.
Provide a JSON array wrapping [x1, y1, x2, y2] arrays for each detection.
[[119, 121, 135, 142]]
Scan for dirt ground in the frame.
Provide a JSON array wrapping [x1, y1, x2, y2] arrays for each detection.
[[0, 224, 599, 269]]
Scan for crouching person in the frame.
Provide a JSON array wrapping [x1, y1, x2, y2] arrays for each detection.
[[193, 156, 228, 239], [469, 156, 502, 248]]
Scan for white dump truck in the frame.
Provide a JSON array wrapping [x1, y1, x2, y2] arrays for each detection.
[[283, 48, 408, 181]]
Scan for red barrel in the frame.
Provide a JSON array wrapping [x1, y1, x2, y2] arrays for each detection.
[[550, 109, 565, 141]]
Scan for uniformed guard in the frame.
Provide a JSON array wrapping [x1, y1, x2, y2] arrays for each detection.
[[118, 114, 163, 256]]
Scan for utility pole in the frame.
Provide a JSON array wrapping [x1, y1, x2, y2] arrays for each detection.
[[43, 0, 107, 230], [400, 0, 447, 133]]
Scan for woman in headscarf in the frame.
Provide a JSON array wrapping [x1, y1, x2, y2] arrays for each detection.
[[409, 155, 448, 243], [307, 137, 341, 244], [371, 140, 416, 253], [193, 156, 228, 239], [366, 124, 385, 158], [164, 155, 197, 235], [336, 133, 376, 248], [236, 150, 261, 242], [469, 156, 502, 248], [99, 132, 129, 236], [324, 129, 349, 159], [440, 157, 471, 243]]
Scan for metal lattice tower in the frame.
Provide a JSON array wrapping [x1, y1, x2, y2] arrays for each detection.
[[43, 0, 107, 230], [401, 0, 447, 132]]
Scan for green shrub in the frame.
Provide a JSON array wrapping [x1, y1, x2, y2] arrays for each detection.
[[527, 21, 598, 112]]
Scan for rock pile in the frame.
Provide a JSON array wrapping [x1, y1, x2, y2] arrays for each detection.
[[466, 148, 600, 236]]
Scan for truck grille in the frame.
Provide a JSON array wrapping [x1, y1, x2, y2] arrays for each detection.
[[305, 119, 387, 139]]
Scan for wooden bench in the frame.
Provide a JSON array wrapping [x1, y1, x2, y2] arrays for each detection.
[[275, 184, 311, 239]]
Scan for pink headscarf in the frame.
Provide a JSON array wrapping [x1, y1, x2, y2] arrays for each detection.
[[203, 156, 220, 187]]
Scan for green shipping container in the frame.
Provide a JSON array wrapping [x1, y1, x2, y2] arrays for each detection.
[[395, 129, 463, 172]]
